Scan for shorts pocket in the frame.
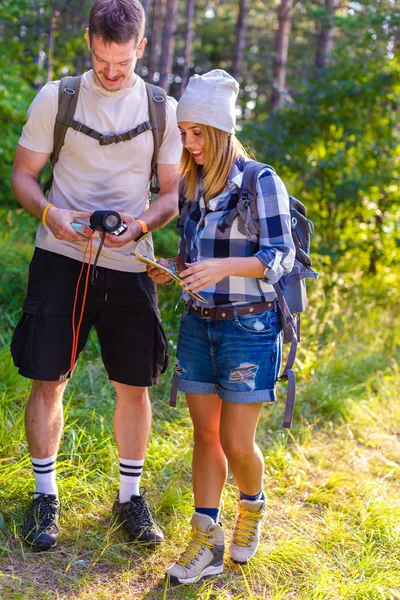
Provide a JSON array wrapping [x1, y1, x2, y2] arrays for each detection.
[[11, 295, 42, 371], [154, 316, 169, 377], [235, 309, 278, 335]]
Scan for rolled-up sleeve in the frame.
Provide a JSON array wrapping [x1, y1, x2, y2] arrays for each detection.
[[177, 195, 187, 258], [254, 168, 295, 285]]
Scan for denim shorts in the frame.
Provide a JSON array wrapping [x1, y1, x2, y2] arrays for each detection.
[[172, 304, 282, 404]]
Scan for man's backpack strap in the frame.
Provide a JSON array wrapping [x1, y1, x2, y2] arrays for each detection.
[[44, 77, 167, 196], [43, 75, 81, 195], [145, 82, 167, 194]]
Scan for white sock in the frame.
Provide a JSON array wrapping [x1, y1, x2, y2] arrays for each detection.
[[31, 453, 58, 498], [119, 458, 144, 503]]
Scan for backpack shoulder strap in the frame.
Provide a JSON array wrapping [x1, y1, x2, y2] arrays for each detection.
[[43, 75, 81, 194], [53, 75, 81, 165], [242, 160, 298, 428], [145, 82, 167, 191], [241, 159, 275, 201]]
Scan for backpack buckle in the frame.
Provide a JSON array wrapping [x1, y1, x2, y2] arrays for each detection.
[[99, 134, 111, 145], [64, 87, 76, 95], [99, 134, 120, 145], [72, 121, 84, 132], [136, 121, 152, 134], [153, 94, 165, 103], [240, 191, 249, 208]]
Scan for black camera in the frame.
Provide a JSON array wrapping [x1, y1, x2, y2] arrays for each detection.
[[89, 210, 127, 236]]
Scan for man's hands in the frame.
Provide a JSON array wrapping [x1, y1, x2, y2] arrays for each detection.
[[45, 206, 93, 242], [103, 214, 142, 248], [45, 209, 145, 248], [180, 258, 233, 292]]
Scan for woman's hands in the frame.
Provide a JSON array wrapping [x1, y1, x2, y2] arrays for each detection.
[[180, 258, 233, 292], [147, 256, 266, 291], [146, 258, 175, 284]]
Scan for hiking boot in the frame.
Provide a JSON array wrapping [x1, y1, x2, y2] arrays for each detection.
[[229, 494, 267, 564], [167, 513, 224, 584], [112, 490, 164, 545], [23, 493, 60, 551]]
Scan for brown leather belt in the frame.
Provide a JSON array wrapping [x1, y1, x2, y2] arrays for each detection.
[[188, 301, 276, 320]]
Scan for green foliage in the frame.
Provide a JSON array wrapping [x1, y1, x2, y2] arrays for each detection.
[[152, 220, 180, 260], [243, 55, 400, 273], [0, 1, 399, 596], [1, 212, 400, 598]]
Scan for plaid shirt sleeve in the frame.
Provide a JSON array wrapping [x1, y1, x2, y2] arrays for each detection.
[[177, 191, 188, 257], [254, 168, 295, 285]]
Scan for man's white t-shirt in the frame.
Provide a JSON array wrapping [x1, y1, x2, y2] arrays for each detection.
[[19, 71, 182, 272]]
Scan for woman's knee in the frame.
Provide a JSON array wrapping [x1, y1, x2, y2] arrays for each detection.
[[193, 424, 221, 448], [220, 436, 255, 465]]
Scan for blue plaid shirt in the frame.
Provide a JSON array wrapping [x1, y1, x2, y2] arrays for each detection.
[[178, 158, 295, 307]]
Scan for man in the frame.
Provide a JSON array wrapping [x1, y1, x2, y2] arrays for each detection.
[[10, 0, 181, 551]]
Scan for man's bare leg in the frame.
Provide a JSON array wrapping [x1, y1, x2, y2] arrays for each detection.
[[111, 381, 163, 544], [25, 380, 67, 458], [23, 379, 67, 550]]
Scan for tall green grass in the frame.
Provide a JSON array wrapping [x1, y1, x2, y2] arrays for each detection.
[[0, 209, 400, 599]]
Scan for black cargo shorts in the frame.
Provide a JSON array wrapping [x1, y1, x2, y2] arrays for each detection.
[[11, 248, 169, 385]]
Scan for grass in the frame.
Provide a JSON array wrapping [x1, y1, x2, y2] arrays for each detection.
[[1, 209, 400, 599]]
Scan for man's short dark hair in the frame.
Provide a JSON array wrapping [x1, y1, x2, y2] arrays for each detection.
[[89, 0, 145, 45]]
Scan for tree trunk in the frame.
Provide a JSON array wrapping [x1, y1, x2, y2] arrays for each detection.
[[46, 8, 58, 83], [148, 0, 165, 82], [158, 0, 179, 92], [315, 0, 339, 69], [177, 0, 196, 97], [232, 0, 250, 83], [368, 211, 384, 275], [31, 5, 45, 90], [34, 47, 45, 90], [136, 0, 151, 77], [142, 0, 151, 15], [75, 53, 85, 75], [271, 0, 293, 110]]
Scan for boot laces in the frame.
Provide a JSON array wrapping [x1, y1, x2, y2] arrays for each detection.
[[33, 495, 59, 528], [178, 527, 214, 567], [234, 505, 263, 547], [125, 496, 153, 528]]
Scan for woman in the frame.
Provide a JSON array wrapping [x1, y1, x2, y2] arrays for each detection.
[[147, 70, 295, 584]]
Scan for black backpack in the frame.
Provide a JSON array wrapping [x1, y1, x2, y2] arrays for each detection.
[[238, 160, 319, 427], [43, 75, 167, 195]]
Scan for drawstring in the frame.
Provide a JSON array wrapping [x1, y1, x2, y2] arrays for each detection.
[[90, 230, 106, 286], [70, 230, 94, 373]]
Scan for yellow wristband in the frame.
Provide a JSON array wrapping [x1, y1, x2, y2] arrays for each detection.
[[41, 203, 55, 227]]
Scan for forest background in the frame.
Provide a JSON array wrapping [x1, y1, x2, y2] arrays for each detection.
[[0, 0, 400, 599]]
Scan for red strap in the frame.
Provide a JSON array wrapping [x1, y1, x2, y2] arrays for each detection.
[[70, 231, 94, 373]]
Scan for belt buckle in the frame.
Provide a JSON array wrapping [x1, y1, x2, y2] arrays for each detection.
[[200, 307, 210, 318]]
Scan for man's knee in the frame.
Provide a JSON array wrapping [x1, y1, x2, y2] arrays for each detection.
[[29, 380, 67, 406], [113, 382, 149, 404]]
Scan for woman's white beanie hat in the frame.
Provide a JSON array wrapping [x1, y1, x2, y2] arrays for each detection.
[[177, 69, 239, 134]]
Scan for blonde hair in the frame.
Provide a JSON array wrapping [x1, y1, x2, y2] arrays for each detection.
[[179, 125, 249, 203]]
